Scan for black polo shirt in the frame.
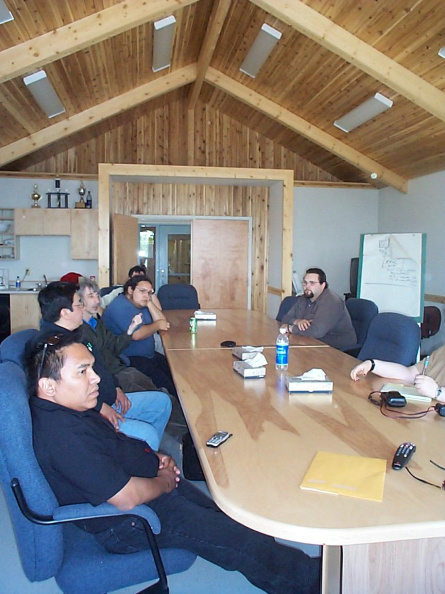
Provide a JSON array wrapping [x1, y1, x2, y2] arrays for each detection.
[[31, 397, 159, 531]]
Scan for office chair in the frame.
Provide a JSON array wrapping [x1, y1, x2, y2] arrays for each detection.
[[157, 284, 200, 310], [358, 312, 421, 366], [276, 296, 298, 322], [0, 328, 38, 365], [342, 298, 378, 357], [420, 306, 441, 339], [0, 359, 196, 594]]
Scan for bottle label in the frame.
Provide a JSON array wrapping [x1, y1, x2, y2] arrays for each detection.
[[276, 344, 288, 366]]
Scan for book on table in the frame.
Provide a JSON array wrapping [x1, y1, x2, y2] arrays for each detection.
[[381, 382, 431, 403]]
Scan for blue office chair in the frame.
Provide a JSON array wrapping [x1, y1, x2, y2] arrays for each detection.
[[157, 284, 200, 310], [342, 298, 378, 357], [0, 360, 196, 594], [276, 296, 298, 322], [358, 312, 421, 366], [0, 328, 38, 366]]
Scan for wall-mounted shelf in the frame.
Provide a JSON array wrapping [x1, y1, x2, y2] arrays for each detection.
[[0, 209, 18, 260]]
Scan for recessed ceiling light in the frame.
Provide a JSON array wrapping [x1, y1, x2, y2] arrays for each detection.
[[152, 15, 176, 73], [334, 93, 393, 133], [23, 70, 66, 118], [0, 0, 13, 24], [240, 24, 282, 78]]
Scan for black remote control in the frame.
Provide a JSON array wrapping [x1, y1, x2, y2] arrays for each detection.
[[392, 442, 416, 470]]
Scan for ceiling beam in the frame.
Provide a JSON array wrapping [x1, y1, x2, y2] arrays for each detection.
[[251, 0, 445, 123], [0, 65, 197, 167], [188, 0, 232, 110], [205, 67, 408, 193], [0, 0, 199, 85]]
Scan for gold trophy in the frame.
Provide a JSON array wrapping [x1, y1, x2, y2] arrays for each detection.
[[31, 184, 41, 208]]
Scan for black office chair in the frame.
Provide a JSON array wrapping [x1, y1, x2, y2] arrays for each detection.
[[358, 312, 421, 366], [276, 296, 298, 322], [420, 306, 441, 339], [157, 284, 200, 310], [342, 298, 378, 357]]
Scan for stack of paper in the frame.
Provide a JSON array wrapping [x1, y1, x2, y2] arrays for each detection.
[[300, 451, 386, 502], [381, 382, 431, 403]]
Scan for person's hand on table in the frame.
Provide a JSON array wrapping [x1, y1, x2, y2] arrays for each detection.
[[294, 318, 311, 331], [350, 360, 373, 381], [413, 374, 438, 399]]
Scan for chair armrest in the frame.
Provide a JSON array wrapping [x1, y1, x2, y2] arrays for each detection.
[[53, 502, 161, 533]]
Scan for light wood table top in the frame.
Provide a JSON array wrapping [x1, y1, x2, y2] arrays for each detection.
[[166, 345, 445, 547], [161, 308, 327, 350]]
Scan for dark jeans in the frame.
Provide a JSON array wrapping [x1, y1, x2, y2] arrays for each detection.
[[129, 353, 178, 398], [94, 480, 320, 594]]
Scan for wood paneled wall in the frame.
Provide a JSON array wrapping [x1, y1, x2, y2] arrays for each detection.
[[112, 181, 269, 312], [10, 90, 340, 183]]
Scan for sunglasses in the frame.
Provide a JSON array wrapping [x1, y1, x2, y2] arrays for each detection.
[[37, 334, 63, 379]]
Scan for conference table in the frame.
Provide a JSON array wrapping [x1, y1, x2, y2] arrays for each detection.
[[161, 309, 445, 594]]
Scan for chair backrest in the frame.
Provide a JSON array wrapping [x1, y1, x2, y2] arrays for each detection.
[[157, 284, 200, 310], [421, 305, 442, 339], [0, 328, 38, 367], [276, 296, 298, 322], [345, 298, 378, 347], [0, 361, 64, 582], [358, 312, 421, 365]]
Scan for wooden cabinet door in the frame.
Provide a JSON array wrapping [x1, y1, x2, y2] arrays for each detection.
[[10, 294, 40, 332], [14, 209, 43, 235], [43, 209, 71, 235], [191, 219, 249, 309], [71, 210, 98, 259]]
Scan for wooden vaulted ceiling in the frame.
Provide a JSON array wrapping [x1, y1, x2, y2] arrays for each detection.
[[0, 0, 444, 192]]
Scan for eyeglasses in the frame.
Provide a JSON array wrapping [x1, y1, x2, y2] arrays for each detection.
[[135, 287, 155, 295], [302, 280, 320, 286], [405, 460, 445, 491], [72, 301, 84, 308], [37, 334, 63, 379]]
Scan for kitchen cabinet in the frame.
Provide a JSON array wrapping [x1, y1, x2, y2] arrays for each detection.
[[0, 209, 18, 260], [70, 209, 98, 260], [10, 293, 40, 332], [14, 208, 70, 236]]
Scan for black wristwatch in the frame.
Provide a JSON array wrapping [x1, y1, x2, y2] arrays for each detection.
[[368, 359, 376, 371]]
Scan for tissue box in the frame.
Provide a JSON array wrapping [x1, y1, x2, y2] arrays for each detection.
[[233, 360, 266, 379], [232, 346, 262, 360], [194, 310, 217, 320], [286, 376, 333, 393]]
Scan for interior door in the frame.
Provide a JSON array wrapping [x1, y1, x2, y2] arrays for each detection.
[[191, 219, 250, 309], [156, 225, 191, 289], [112, 214, 138, 285]]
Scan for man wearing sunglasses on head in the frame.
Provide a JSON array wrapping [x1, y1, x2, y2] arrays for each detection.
[[27, 282, 171, 450], [280, 268, 356, 350]]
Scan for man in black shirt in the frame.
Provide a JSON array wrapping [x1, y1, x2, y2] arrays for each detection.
[[25, 334, 320, 594]]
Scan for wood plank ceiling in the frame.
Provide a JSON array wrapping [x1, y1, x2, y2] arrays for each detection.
[[0, 0, 444, 192]]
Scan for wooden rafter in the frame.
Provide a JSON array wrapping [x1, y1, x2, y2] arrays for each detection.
[[205, 67, 408, 193], [0, 0, 199, 85], [251, 0, 445, 123], [0, 65, 197, 167], [188, 0, 232, 110]]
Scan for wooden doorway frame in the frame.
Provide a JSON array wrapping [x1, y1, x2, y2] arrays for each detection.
[[98, 164, 293, 314]]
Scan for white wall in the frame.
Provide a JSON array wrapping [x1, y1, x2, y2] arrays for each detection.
[[0, 177, 98, 288], [293, 186, 379, 296], [379, 170, 445, 353]]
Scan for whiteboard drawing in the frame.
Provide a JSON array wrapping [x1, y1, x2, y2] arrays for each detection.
[[358, 233, 425, 320]]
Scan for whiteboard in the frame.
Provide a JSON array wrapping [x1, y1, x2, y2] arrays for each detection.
[[357, 233, 426, 320]]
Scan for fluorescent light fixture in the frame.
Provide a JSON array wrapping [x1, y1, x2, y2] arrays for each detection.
[[0, 0, 13, 24], [334, 92, 393, 133], [23, 70, 66, 118], [240, 23, 282, 78], [152, 15, 176, 73], [439, 47, 445, 59]]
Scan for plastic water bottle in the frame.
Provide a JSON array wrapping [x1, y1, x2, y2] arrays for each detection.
[[15, 276, 21, 291], [275, 327, 289, 370]]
